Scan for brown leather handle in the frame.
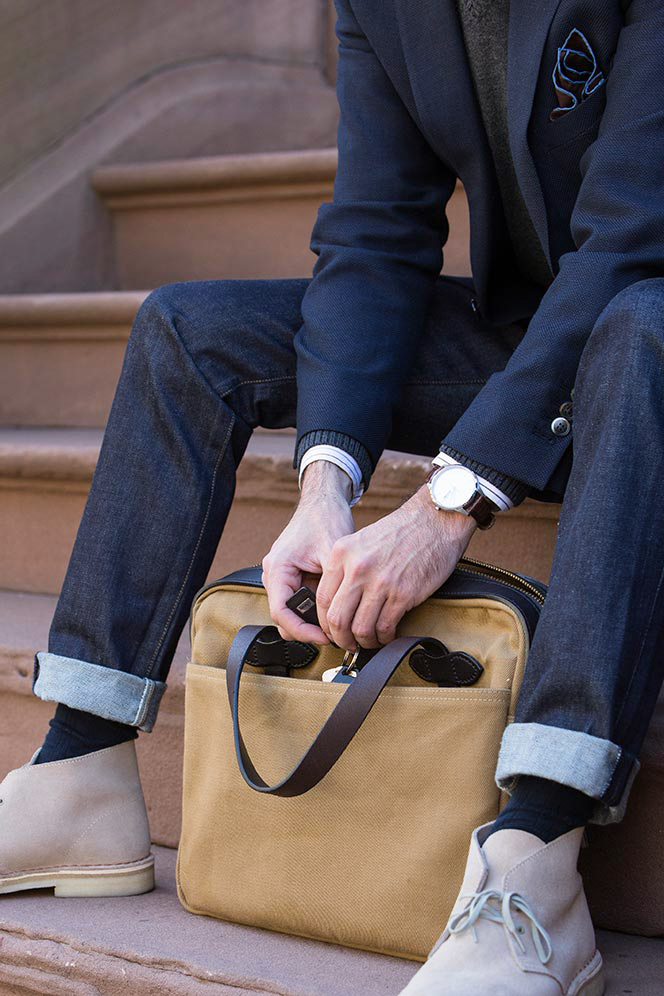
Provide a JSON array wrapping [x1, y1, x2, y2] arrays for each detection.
[[226, 625, 430, 798]]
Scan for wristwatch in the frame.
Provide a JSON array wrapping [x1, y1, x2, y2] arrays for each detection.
[[426, 464, 498, 529]]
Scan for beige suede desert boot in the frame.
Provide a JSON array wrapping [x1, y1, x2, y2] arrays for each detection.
[[399, 823, 604, 996], [0, 741, 154, 897]]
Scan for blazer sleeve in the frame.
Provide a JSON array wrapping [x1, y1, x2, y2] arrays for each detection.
[[441, 0, 664, 491], [293, 0, 457, 479]]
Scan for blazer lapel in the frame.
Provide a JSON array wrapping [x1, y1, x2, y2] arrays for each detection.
[[507, 0, 564, 267], [393, 0, 492, 179]]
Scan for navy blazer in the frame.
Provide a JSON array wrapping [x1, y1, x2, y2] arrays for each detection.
[[293, 0, 663, 494]]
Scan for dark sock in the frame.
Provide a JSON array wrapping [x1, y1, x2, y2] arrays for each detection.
[[487, 775, 596, 843], [35, 703, 137, 764]]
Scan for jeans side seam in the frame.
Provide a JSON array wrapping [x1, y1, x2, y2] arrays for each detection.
[[599, 746, 621, 797], [134, 679, 154, 728], [144, 418, 232, 679], [132, 307, 234, 679]]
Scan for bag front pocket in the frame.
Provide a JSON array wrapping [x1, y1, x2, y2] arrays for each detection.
[[177, 663, 511, 961]]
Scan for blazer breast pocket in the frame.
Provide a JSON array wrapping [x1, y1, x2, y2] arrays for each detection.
[[540, 84, 606, 153]]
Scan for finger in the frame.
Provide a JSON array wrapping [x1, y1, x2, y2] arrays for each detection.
[[265, 568, 329, 645], [325, 581, 364, 651], [350, 589, 390, 649], [315, 563, 345, 642], [374, 597, 406, 646]]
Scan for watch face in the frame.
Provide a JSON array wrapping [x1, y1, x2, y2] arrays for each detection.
[[430, 465, 477, 509]]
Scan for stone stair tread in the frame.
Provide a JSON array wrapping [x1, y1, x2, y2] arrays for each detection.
[[0, 425, 441, 480], [0, 425, 295, 477], [91, 147, 339, 198], [0, 845, 660, 996], [3, 423, 553, 514], [0, 290, 148, 324]]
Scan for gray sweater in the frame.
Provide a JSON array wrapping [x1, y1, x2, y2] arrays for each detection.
[[453, 0, 552, 288]]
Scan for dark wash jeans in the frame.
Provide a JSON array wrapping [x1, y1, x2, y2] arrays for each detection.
[[32, 273, 664, 824]]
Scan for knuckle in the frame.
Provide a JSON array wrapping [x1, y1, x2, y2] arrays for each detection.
[[328, 541, 344, 562], [330, 539, 353, 565], [346, 559, 367, 580], [377, 614, 398, 636]]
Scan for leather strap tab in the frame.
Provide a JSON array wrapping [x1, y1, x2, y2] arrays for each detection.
[[410, 646, 483, 686], [226, 626, 433, 798], [244, 625, 318, 673]]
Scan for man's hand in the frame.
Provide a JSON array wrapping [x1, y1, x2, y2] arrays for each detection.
[[316, 486, 477, 650], [262, 461, 355, 644]]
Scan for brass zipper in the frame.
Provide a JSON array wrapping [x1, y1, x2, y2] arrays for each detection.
[[457, 557, 546, 605]]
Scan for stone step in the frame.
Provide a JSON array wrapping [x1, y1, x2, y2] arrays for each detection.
[[91, 149, 471, 288], [0, 425, 560, 596], [0, 291, 146, 428], [0, 845, 661, 996]]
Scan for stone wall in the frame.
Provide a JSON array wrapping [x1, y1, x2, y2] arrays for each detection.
[[0, 0, 339, 292], [0, 0, 334, 187]]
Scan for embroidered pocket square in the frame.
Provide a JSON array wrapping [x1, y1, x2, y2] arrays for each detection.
[[550, 28, 605, 121]]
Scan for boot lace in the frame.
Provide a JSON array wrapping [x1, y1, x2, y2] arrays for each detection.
[[447, 889, 553, 964]]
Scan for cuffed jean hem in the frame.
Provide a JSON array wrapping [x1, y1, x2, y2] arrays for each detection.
[[495, 722, 640, 825], [32, 651, 166, 733]]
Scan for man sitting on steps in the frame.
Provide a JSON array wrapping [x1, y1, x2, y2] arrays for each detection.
[[2, 2, 663, 994]]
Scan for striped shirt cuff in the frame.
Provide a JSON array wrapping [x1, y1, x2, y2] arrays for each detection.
[[294, 430, 373, 489]]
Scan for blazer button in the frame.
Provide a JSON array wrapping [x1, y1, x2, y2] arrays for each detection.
[[551, 417, 571, 436], [559, 401, 574, 418]]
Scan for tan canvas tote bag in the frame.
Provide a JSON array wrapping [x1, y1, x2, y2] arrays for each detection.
[[176, 557, 545, 961]]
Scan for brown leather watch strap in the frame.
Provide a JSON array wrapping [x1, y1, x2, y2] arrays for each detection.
[[464, 491, 496, 529], [226, 625, 432, 798]]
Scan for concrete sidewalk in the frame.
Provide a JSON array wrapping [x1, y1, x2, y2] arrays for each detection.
[[0, 846, 661, 995]]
